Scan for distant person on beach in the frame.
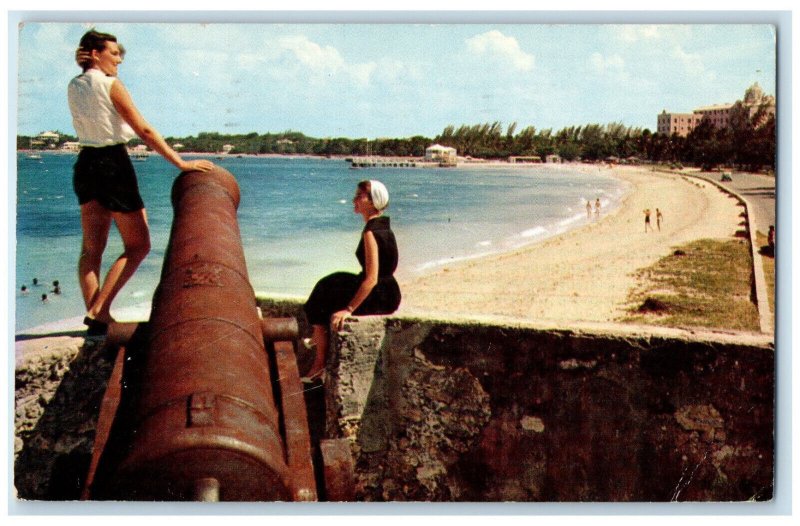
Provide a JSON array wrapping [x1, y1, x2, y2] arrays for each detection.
[[656, 208, 663, 231], [768, 225, 775, 255], [32, 278, 39, 286], [586, 200, 592, 219], [41, 293, 48, 303], [21, 285, 29, 295], [644, 209, 653, 232], [52, 280, 61, 295], [595, 198, 601, 217], [303, 180, 401, 382], [69, 30, 214, 336]]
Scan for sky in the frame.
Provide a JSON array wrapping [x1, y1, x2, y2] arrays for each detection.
[[13, 19, 777, 140]]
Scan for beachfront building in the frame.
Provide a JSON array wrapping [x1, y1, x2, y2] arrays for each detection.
[[741, 82, 777, 125], [692, 103, 734, 130], [508, 156, 542, 163], [32, 131, 61, 149], [425, 144, 457, 164], [656, 83, 775, 137], [60, 141, 80, 152], [656, 111, 704, 137]]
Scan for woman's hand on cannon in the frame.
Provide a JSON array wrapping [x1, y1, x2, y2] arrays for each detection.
[[178, 159, 215, 173]]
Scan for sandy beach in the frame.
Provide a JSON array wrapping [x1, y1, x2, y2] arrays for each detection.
[[14, 164, 745, 338], [396, 165, 744, 324]]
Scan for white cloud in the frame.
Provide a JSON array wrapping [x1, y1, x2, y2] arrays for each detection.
[[589, 52, 625, 74], [617, 25, 663, 43], [670, 45, 706, 76], [278, 35, 345, 73], [373, 58, 422, 84], [349, 62, 378, 87], [466, 30, 534, 72], [276, 35, 376, 87], [19, 23, 79, 79]]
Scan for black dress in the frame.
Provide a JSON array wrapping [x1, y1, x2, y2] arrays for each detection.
[[304, 216, 401, 326]]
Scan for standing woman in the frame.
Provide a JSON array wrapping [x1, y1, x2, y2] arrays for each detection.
[[303, 180, 401, 380], [68, 30, 214, 335]]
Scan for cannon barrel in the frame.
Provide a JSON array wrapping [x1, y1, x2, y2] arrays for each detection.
[[106, 167, 294, 500]]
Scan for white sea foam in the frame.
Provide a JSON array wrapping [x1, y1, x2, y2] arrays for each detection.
[[414, 250, 497, 272], [559, 213, 586, 227], [520, 226, 547, 238]]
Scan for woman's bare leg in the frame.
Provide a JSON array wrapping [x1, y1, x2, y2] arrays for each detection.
[[79, 201, 112, 312], [308, 324, 329, 377], [86, 208, 151, 322]]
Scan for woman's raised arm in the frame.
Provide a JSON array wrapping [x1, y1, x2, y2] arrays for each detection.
[[110, 79, 214, 173]]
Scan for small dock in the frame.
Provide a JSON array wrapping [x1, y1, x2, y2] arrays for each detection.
[[346, 157, 453, 169]]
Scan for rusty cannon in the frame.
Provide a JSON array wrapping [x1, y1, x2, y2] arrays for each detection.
[[82, 166, 353, 501]]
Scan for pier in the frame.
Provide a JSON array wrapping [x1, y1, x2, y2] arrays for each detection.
[[346, 157, 454, 169], [348, 157, 418, 169]]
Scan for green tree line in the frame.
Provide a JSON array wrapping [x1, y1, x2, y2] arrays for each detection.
[[18, 101, 775, 172], [434, 102, 774, 172]]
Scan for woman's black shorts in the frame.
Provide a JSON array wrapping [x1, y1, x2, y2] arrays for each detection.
[[73, 144, 144, 212]]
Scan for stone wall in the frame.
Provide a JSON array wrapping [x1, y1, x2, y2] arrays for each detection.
[[14, 298, 774, 502], [14, 336, 113, 500], [322, 315, 774, 502], [259, 299, 775, 502]]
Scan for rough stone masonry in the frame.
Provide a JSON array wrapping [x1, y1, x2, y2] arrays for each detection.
[[14, 299, 774, 502]]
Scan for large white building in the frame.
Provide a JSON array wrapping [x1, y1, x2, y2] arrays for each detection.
[[31, 130, 61, 148], [656, 83, 775, 137]]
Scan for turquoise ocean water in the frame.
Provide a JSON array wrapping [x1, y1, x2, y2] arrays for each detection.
[[14, 153, 628, 332]]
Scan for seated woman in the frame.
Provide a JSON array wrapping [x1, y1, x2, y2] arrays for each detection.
[[303, 180, 401, 381]]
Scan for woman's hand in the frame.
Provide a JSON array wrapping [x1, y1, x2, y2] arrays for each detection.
[[177, 159, 215, 173], [75, 48, 91, 68], [330, 309, 351, 332]]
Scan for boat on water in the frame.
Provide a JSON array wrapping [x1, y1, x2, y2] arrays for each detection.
[[26, 138, 43, 159], [130, 150, 150, 161]]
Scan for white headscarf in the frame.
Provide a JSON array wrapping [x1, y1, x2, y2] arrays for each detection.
[[369, 180, 389, 211]]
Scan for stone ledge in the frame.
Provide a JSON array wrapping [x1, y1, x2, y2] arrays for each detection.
[[325, 314, 774, 501]]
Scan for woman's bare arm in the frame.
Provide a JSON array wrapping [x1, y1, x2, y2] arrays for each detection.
[[110, 79, 213, 173]]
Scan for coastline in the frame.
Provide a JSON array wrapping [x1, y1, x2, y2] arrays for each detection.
[[14, 161, 741, 336], [19, 149, 611, 169], [14, 161, 741, 335], [397, 165, 744, 324], [16, 155, 618, 335]]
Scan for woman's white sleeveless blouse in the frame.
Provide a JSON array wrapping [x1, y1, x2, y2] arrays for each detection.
[[68, 68, 136, 147]]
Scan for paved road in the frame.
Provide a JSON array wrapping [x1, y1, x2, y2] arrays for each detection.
[[695, 172, 776, 235], [685, 170, 775, 334]]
